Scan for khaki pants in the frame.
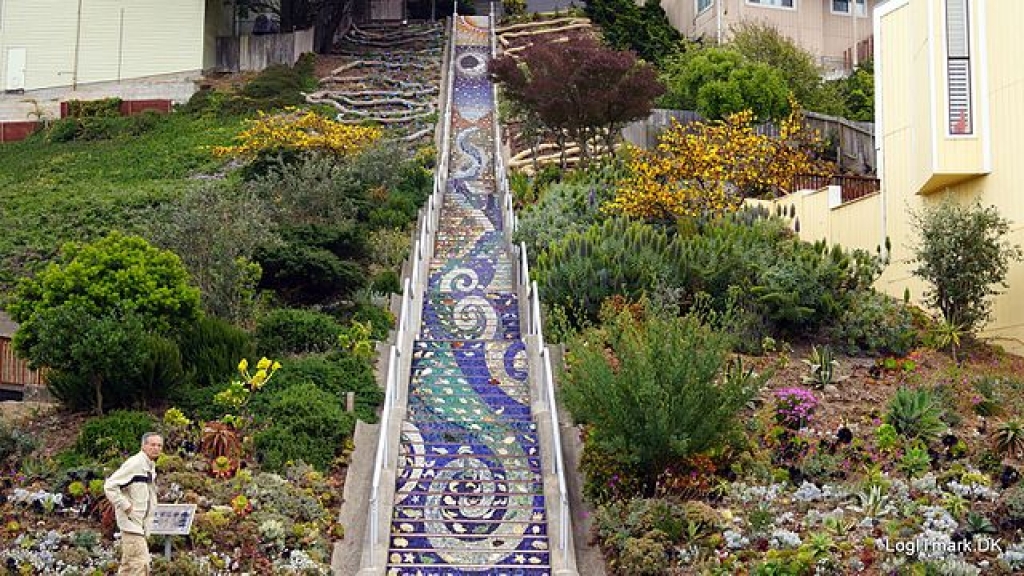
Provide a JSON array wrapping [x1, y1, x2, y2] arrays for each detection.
[[119, 532, 150, 575]]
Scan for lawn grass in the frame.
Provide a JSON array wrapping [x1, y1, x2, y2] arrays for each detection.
[[0, 112, 246, 293]]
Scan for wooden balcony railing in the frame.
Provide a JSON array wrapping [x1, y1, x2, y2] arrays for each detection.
[[792, 173, 880, 204]]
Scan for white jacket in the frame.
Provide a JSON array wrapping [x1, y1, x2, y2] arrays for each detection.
[[103, 451, 158, 536]]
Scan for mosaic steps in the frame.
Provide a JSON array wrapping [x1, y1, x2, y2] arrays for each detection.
[[400, 442, 541, 456], [386, 567, 551, 576], [394, 505, 547, 520], [413, 340, 526, 352], [385, 16, 552, 574], [411, 360, 528, 375], [389, 534, 549, 546]]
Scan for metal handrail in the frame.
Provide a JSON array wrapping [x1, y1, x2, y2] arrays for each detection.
[[488, 10, 572, 568]]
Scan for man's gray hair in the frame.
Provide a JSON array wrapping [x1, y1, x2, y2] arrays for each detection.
[[141, 432, 163, 446]]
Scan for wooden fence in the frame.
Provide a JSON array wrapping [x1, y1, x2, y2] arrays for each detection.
[[792, 173, 880, 203], [216, 27, 316, 73], [0, 338, 45, 399]]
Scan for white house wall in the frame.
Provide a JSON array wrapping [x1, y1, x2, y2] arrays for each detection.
[[0, 0, 204, 92]]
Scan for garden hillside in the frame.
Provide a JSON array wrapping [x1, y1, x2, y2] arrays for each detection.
[[485, 10, 1024, 573], [0, 24, 444, 575], [516, 161, 1024, 575]]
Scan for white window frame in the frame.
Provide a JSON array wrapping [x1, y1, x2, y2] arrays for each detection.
[[746, 0, 796, 10], [945, 0, 973, 136], [697, 0, 714, 15], [831, 0, 867, 17]]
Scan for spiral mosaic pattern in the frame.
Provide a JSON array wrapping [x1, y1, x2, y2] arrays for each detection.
[[386, 15, 552, 575]]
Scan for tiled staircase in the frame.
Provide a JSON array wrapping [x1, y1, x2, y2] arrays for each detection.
[[383, 15, 554, 576]]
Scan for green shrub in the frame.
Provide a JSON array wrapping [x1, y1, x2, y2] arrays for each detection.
[[563, 306, 763, 482], [514, 179, 611, 259], [65, 98, 122, 118], [829, 289, 918, 356], [240, 61, 317, 109], [593, 498, 685, 573], [255, 308, 343, 357], [253, 382, 355, 471], [536, 219, 672, 328], [127, 334, 185, 403], [999, 484, 1024, 530], [0, 420, 39, 472], [250, 353, 381, 423], [73, 411, 157, 458], [350, 301, 394, 341], [257, 243, 367, 305], [177, 316, 254, 388], [886, 387, 946, 443], [371, 270, 401, 294], [910, 200, 1023, 334]]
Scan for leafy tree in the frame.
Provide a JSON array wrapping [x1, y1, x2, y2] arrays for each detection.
[[607, 106, 832, 220], [836, 59, 874, 122], [562, 307, 762, 483], [584, 0, 683, 65], [149, 185, 274, 325], [9, 232, 201, 412], [660, 48, 790, 121], [910, 200, 1023, 335], [490, 36, 664, 166], [729, 22, 846, 116], [21, 306, 148, 414]]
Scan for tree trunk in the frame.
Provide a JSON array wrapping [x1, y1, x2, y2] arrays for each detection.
[[93, 375, 104, 415], [315, 0, 353, 53]]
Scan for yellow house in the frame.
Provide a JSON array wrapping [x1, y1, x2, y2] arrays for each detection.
[[764, 0, 1024, 354], [0, 0, 208, 93], [659, 0, 879, 76], [872, 0, 1024, 352]]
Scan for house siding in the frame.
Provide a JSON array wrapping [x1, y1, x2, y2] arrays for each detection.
[[0, 0, 204, 92]]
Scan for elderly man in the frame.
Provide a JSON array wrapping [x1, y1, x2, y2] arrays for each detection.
[[104, 432, 163, 575]]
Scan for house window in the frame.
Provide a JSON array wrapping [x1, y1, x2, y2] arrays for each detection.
[[746, 0, 795, 8], [831, 0, 867, 16], [946, 0, 972, 135], [697, 0, 714, 14]]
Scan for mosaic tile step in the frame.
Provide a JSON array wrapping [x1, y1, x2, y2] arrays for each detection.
[[411, 362, 528, 377], [404, 423, 538, 442], [413, 340, 526, 353], [387, 562, 550, 574], [386, 555, 550, 570], [392, 517, 548, 529], [409, 368, 528, 387], [405, 413, 538, 426], [393, 504, 547, 519], [408, 387, 532, 401], [400, 443, 540, 458], [407, 401, 535, 419], [389, 536, 549, 551], [386, 567, 551, 576], [411, 422, 539, 436], [398, 453, 542, 470], [410, 395, 533, 415]]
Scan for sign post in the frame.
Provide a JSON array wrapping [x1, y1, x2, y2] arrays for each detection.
[[148, 503, 197, 560]]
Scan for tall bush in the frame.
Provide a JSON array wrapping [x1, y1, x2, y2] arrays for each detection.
[[910, 200, 1023, 334], [562, 307, 762, 482]]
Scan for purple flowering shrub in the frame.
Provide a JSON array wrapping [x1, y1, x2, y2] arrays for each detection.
[[774, 387, 819, 429]]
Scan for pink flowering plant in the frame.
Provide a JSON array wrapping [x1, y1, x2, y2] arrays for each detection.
[[774, 387, 819, 429]]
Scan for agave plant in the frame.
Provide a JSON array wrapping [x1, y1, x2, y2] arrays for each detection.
[[993, 419, 1024, 459], [802, 345, 844, 389], [886, 387, 947, 443], [964, 511, 997, 536]]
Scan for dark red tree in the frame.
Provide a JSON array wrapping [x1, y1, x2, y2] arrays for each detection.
[[490, 36, 664, 167]]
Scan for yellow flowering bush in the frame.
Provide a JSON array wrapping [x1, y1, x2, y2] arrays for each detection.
[[606, 103, 832, 220], [213, 110, 382, 160]]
